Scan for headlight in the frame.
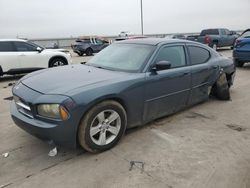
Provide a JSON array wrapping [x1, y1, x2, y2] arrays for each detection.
[[37, 104, 69, 120]]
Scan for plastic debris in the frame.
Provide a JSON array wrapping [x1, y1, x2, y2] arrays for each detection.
[[48, 147, 57, 157], [2, 153, 9, 158]]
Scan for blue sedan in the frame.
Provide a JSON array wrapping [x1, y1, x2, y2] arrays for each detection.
[[11, 39, 235, 153], [233, 29, 250, 67]]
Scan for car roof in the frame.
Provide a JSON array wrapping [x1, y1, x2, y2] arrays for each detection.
[[115, 38, 195, 46], [0, 39, 27, 42]]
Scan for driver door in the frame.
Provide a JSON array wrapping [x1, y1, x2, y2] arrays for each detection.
[[143, 44, 191, 122]]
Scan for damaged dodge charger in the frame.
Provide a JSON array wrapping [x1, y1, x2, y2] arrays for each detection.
[[11, 38, 236, 153]]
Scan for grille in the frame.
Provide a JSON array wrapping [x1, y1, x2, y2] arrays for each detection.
[[14, 96, 33, 119]]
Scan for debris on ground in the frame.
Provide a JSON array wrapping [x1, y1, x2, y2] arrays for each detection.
[[2, 152, 9, 158], [226, 124, 246, 132], [48, 147, 57, 157], [129, 161, 145, 173]]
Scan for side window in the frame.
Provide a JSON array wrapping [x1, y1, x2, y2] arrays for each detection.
[[0, 42, 15, 52], [96, 40, 103, 45], [14, 42, 36, 52], [188, 46, 210, 65], [221, 29, 226, 35], [225, 29, 230, 35], [155, 46, 186, 68]]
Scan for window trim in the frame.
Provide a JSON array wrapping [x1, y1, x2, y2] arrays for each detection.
[[149, 44, 188, 71], [187, 45, 211, 65]]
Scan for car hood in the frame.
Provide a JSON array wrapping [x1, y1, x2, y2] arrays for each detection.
[[20, 64, 128, 95]]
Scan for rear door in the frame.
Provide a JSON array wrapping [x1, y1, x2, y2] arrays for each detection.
[[0, 41, 20, 73], [144, 44, 191, 121], [187, 45, 216, 105], [13, 41, 47, 69]]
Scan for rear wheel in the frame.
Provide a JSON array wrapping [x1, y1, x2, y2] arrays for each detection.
[[234, 59, 244, 67], [85, 48, 93, 56], [78, 100, 127, 153], [213, 73, 230, 100], [49, 58, 67, 67]]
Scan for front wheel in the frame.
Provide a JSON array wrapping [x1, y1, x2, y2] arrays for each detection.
[[85, 48, 93, 56], [78, 101, 127, 153]]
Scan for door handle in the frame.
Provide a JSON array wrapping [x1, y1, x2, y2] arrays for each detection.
[[19, 54, 26, 56], [183, 72, 189, 75]]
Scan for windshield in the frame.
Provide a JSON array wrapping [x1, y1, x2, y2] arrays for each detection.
[[87, 43, 155, 72], [241, 31, 250, 38]]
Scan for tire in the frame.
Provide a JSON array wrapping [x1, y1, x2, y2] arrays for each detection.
[[214, 73, 230, 100], [234, 59, 244, 67], [49, 58, 67, 67], [78, 100, 127, 153], [85, 48, 93, 56]]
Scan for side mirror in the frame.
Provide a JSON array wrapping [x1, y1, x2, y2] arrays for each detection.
[[36, 47, 43, 53], [153, 61, 171, 71]]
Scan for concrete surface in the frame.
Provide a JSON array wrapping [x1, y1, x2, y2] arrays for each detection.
[[1, 49, 250, 188]]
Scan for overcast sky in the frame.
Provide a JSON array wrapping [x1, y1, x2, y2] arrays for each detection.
[[0, 0, 249, 39]]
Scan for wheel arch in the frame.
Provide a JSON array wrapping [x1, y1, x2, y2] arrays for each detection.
[[75, 96, 128, 147], [48, 56, 68, 67]]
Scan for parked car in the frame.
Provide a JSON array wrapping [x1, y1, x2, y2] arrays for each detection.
[[187, 28, 237, 50], [233, 29, 250, 67], [0, 39, 72, 77], [11, 38, 235, 153], [71, 37, 109, 56], [165, 34, 186, 40]]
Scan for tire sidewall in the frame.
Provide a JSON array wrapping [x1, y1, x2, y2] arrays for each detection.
[[78, 101, 127, 152]]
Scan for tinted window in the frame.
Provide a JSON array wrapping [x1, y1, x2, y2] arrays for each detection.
[[14, 42, 36, 51], [155, 46, 186, 68], [201, 29, 219, 36], [0, 42, 15, 52], [188, 46, 210, 65], [225, 29, 230, 35]]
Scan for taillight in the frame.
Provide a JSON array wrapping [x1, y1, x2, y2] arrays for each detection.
[[204, 36, 211, 44]]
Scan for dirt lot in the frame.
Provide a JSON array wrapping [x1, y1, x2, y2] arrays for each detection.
[[1, 49, 250, 188]]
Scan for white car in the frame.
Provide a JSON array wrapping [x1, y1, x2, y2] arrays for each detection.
[[0, 39, 72, 77]]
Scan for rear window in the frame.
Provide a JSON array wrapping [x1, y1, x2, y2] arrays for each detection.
[[201, 29, 219, 36], [188, 46, 210, 65], [0, 41, 15, 52]]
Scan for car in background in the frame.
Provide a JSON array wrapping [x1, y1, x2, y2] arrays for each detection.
[[165, 34, 186, 40], [0, 39, 71, 77], [187, 28, 237, 50], [233, 29, 250, 67], [71, 37, 109, 56], [11, 38, 235, 153]]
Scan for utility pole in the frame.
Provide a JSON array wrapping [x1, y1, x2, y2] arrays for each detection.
[[140, 0, 144, 35]]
